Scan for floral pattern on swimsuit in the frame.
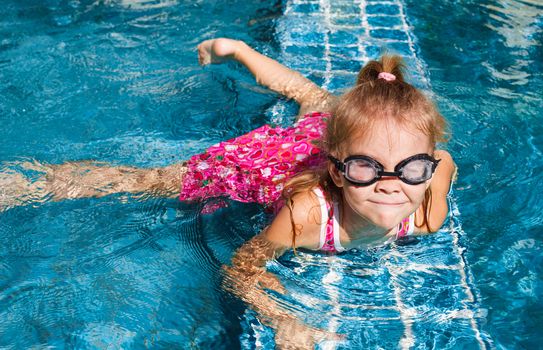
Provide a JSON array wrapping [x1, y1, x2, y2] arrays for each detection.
[[179, 112, 330, 212]]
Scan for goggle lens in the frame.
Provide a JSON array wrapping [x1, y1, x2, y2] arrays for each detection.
[[399, 159, 434, 183], [345, 159, 378, 183]]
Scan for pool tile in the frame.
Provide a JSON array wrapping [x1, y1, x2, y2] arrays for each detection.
[[330, 15, 363, 26], [367, 15, 403, 27], [290, 2, 320, 13], [330, 45, 363, 60], [385, 42, 412, 56], [366, 4, 400, 16], [365, 45, 383, 59], [329, 30, 360, 45], [370, 29, 409, 41], [284, 30, 326, 44], [332, 59, 362, 72], [284, 44, 325, 57], [328, 74, 357, 90]]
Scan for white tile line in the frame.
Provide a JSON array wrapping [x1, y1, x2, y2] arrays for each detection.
[[450, 227, 488, 349], [394, 0, 430, 87], [357, 0, 370, 63], [320, 265, 342, 350], [448, 200, 492, 349], [387, 263, 416, 349], [319, 0, 333, 90]]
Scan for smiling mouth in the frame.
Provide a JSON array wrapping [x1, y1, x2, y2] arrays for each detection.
[[369, 200, 406, 206]]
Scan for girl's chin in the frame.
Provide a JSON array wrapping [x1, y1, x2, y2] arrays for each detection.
[[364, 210, 406, 230], [348, 202, 412, 230]]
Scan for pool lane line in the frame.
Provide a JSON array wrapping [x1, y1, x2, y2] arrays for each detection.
[[447, 196, 493, 349], [319, 0, 333, 90], [393, 0, 430, 89]]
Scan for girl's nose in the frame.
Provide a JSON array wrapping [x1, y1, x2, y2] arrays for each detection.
[[374, 176, 402, 193]]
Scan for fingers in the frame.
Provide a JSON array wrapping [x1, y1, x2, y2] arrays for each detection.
[[273, 318, 346, 350], [313, 327, 346, 343], [197, 40, 213, 66], [197, 38, 240, 66]]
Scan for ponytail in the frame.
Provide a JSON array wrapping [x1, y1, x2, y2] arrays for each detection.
[[356, 55, 406, 85]]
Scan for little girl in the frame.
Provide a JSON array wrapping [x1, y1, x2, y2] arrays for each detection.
[[193, 39, 456, 347]]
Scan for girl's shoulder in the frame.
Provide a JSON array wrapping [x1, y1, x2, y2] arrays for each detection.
[[296, 95, 339, 120], [263, 189, 325, 250]]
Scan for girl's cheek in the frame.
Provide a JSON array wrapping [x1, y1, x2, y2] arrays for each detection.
[[404, 186, 427, 204]]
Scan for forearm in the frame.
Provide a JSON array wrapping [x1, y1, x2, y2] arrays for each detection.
[[223, 235, 342, 347], [199, 38, 335, 113], [223, 264, 294, 324], [232, 40, 304, 90], [233, 42, 328, 103], [222, 234, 294, 323]]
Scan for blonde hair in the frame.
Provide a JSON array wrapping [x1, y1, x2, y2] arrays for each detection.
[[283, 55, 448, 248]]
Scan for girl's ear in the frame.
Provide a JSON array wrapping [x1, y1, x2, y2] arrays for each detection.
[[328, 161, 344, 188]]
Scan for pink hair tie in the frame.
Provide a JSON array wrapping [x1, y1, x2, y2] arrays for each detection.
[[378, 72, 396, 81]]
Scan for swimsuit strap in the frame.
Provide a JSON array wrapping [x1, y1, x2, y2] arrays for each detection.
[[313, 187, 345, 253], [313, 187, 329, 250], [396, 213, 415, 238]]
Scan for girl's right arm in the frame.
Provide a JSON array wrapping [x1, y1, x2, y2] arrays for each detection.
[[198, 38, 337, 117], [222, 233, 340, 348], [222, 193, 340, 348]]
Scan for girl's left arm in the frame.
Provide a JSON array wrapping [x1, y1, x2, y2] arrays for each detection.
[[416, 150, 457, 232]]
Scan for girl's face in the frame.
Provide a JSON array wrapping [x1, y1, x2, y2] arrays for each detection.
[[329, 119, 434, 231]]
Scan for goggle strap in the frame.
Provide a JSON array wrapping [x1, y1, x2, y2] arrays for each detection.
[[328, 156, 345, 172], [433, 158, 441, 171]]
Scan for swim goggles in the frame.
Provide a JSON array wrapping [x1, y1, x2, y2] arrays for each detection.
[[328, 153, 440, 186]]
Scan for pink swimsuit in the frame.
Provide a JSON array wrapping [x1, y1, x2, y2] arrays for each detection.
[[180, 112, 329, 211], [312, 188, 415, 253]]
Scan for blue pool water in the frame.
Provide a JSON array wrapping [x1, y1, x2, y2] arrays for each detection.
[[1, 0, 542, 349]]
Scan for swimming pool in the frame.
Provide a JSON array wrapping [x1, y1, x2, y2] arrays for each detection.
[[1, 0, 541, 348]]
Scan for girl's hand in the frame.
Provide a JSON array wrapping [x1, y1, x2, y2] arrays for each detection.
[[197, 38, 241, 66], [273, 317, 345, 349]]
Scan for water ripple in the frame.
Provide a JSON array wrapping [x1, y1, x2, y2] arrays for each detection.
[[482, 0, 542, 49]]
